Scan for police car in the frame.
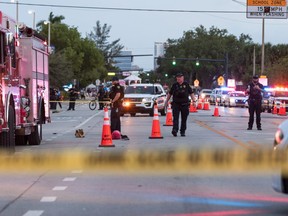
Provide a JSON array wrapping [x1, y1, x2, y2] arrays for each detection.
[[265, 87, 288, 113], [223, 91, 247, 108], [121, 83, 167, 117]]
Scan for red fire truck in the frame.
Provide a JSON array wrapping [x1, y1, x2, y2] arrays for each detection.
[[0, 11, 50, 152]]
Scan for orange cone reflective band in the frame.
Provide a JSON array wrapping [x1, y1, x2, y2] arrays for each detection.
[[163, 103, 173, 126], [149, 104, 163, 139], [99, 107, 115, 147], [197, 99, 203, 110]]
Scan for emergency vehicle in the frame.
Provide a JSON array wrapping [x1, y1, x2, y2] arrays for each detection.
[[264, 87, 288, 113], [0, 11, 50, 152]]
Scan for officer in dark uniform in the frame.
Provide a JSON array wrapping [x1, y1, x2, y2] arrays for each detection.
[[165, 73, 196, 137], [97, 85, 105, 110], [67, 85, 79, 111], [109, 76, 124, 133], [246, 75, 265, 130]]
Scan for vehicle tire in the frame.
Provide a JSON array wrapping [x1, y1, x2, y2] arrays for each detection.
[[28, 102, 43, 146], [28, 125, 41, 145], [268, 109, 272, 113], [0, 105, 16, 153], [130, 113, 136, 117], [89, 101, 97, 110], [149, 109, 154, 117]]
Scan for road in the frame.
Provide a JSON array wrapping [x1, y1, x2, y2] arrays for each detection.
[[1, 101, 288, 216]]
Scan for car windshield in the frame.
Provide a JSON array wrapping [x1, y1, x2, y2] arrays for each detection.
[[125, 86, 154, 94]]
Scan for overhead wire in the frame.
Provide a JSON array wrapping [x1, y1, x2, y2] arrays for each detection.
[[0, 1, 246, 14]]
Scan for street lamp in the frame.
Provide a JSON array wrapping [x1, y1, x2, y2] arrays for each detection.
[[10, 0, 19, 25], [44, 21, 51, 52], [232, 0, 265, 75], [28, 10, 35, 29]]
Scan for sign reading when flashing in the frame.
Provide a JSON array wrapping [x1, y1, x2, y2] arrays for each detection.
[[247, 0, 287, 19]]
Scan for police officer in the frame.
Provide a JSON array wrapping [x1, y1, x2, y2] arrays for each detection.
[[97, 85, 105, 110], [246, 75, 265, 130], [165, 73, 196, 137], [67, 85, 79, 111], [109, 76, 124, 133]]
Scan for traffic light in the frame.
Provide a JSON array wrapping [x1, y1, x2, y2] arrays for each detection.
[[196, 58, 200, 67], [172, 56, 176, 66]]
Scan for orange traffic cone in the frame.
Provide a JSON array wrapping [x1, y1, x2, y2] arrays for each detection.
[[163, 102, 173, 126], [189, 102, 198, 113], [197, 98, 203, 110], [212, 102, 220, 117], [203, 101, 210, 110], [278, 102, 287, 116], [272, 104, 277, 114], [99, 107, 115, 147], [149, 104, 163, 139]]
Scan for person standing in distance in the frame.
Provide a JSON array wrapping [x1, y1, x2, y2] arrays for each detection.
[[165, 73, 196, 137], [246, 75, 265, 130], [67, 85, 79, 111], [109, 76, 124, 133]]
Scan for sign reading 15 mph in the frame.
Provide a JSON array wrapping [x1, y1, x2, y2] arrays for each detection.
[[247, 0, 287, 19]]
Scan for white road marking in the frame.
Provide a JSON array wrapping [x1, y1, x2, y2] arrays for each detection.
[[73, 111, 102, 129], [52, 186, 67, 191], [40, 196, 57, 202], [63, 177, 77, 182], [23, 210, 44, 216]]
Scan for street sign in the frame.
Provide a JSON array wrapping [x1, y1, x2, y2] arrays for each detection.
[[95, 79, 100, 86], [218, 76, 224, 86], [247, 0, 287, 19]]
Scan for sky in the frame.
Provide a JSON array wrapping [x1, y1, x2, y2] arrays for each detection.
[[1, 0, 288, 71]]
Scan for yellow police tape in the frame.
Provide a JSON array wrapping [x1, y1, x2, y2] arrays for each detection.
[[0, 148, 287, 173], [49, 100, 111, 104]]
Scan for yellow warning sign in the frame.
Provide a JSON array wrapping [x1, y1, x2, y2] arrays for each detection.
[[247, 0, 286, 6]]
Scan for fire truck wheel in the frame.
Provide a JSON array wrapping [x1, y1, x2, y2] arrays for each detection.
[[1, 105, 16, 153], [28, 125, 41, 145]]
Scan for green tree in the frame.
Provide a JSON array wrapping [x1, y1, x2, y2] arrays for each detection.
[[157, 25, 255, 88], [87, 21, 124, 67], [37, 13, 108, 88]]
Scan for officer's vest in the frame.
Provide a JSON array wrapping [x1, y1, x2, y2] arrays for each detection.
[[172, 82, 190, 104]]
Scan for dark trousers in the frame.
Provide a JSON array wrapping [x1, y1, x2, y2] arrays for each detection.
[[98, 97, 104, 109], [68, 98, 76, 110], [172, 103, 189, 134], [248, 99, 262, 128], [111, 106, 121, 133]]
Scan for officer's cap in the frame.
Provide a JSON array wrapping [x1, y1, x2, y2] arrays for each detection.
[[111, 76, 119, 81], [252, 75, 259, 79], [176, 73, 184, 77]]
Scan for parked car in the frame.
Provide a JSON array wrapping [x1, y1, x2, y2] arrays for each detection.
[[121, 83, 167, 117], [210, 87, 235, 105], [224, 91, 247, 108], [272, 119, 288, 194], [199, 89, 212, 102]]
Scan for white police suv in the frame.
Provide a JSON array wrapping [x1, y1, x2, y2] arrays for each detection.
[[121, 83, 167, 117]]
